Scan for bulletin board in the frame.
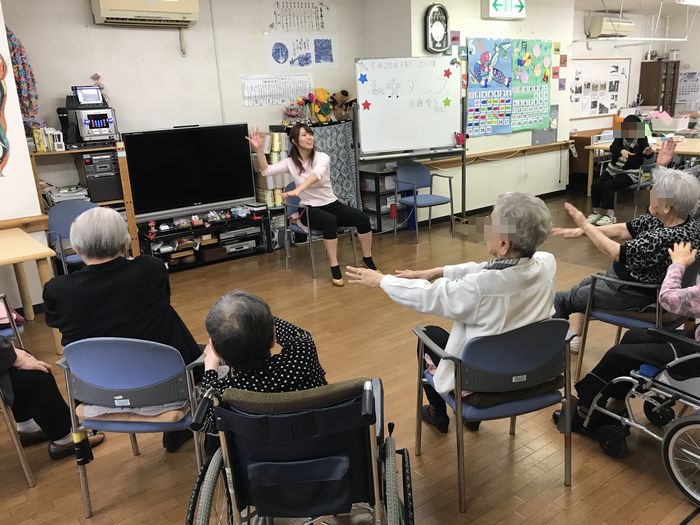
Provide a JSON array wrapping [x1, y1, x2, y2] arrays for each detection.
[[569, 57, 631, 120], [355, 57, 462, 154]]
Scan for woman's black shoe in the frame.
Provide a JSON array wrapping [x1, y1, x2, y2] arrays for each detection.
[[421, 405, 449, 433]]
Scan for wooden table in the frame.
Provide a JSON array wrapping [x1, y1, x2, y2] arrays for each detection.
[[584, 138, 700, 197], [0, 228, 62, 352]]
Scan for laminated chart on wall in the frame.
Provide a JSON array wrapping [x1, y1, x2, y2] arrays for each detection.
[[241, 73, 313, 107], [355, 57, 462, 154], [466, 38, 513, 137], [511, 39, 552, 132]]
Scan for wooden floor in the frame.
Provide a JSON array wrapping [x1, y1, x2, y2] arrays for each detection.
[[1, 187, 697, 524]]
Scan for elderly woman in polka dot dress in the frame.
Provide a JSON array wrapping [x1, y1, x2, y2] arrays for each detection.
[[199, 290, 327, 434]]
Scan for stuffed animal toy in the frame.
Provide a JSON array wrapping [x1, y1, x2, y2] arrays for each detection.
[[330, 90, 356, 121], [312, 87, 332, 123]]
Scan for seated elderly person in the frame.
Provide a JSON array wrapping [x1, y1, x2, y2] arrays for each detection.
[[1, 337, 104, 459], [554, 242, 700, 432], [43, 207, 202, 452], [552, 167, 700, 351], [199, 290, 327, 434], [346, 192, 556, 433]]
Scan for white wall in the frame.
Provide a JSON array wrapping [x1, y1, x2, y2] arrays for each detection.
[[0, 2, 46, 308], [408, 0, 574, 214], [667, 13, 700, 113], [363, 0, 412, 58], [570, 11, 651, 131]]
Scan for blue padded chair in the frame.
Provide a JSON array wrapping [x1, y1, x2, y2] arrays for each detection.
[[575, 262, 699, 382], [47, 200, 97, 274], [282, 182, 358, 279], [0, 294, 35, 488], [58, 337, 203, 518], [414, 319, 573, 513], [394, 161, 454, 243], [598, 152, 656, 218]]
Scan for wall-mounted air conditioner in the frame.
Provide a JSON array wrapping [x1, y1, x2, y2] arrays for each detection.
[[587, 14, 635, 38], [91, 0, 199, 28]]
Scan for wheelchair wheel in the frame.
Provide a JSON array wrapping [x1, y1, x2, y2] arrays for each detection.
[[597, 424, 628, 458], [383, 435, 401, 525], [662, 416, 700, 507], [644, 398, 675, 428], [196, 448, 233, 525], [186, 455, 213, 525]]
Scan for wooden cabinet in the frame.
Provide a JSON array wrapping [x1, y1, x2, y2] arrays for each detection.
[[639, 60, 680, 114], [569, 128, 609, 175]]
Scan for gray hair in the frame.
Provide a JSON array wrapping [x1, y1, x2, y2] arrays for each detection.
[[491, 192, 552, 257], [205, 291, 274, 370], [69, 207, 131, 259], [652, 166, 700, 219]]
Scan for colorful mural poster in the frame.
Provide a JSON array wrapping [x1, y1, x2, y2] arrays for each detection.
[[465, 38, 513, 137], [511, 39, 552, 132]]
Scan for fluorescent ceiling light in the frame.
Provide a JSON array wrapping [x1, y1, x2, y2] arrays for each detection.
[[676, 0, 700, 6]]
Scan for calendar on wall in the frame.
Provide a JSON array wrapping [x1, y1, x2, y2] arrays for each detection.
[[465, 37, 551, 137], [677, 72, 700, 104]]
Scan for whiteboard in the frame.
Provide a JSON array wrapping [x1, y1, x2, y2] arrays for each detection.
[[355, 57, 462, 154], [569, 58, 631, 120]]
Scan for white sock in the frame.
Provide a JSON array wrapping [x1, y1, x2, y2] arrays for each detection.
[[51, 433, 72, 445], [16, 418, 42, 433]]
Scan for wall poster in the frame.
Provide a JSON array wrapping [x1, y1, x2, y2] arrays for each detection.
[[511, 39, 552, 132]]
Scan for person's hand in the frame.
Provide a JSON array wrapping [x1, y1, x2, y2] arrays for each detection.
[[621, 149, 630, 160], [563, 202, 589, 229], [395, 268, 438, 280], [12, 348, 50, 373], [346, 266, 384, 288], [656, 139, 677, 167], [551, 227, 584, 239], [245, 128, 265, 150], [643, 146, 653, 156], [281, 189, 299, 200], [203, 340, 221, 371], [668, 242, 697, 267]]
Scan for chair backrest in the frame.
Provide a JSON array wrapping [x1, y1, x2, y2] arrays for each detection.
[[63, 337, 189, 408], [459, 319, 569, 392], [396, 161, 431, 190], [214, 378, 376, 517], [48, 200, 97, 241]]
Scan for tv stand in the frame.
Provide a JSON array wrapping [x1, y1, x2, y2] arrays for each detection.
[[137, 207, 270, 272]]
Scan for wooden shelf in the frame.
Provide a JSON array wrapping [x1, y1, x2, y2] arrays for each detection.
[[30, 145, 117, 157], [95, 199, 125, 206]]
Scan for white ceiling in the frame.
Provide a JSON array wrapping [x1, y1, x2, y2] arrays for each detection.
[[574, 0, 699, 16]]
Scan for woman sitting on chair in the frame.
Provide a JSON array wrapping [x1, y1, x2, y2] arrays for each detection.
[[346, 193, 556, 433], [553, 167, 700, 352], [555, 242, 700, 432], [247, 123, 376, 286], [588, 114, 654, 226], [43, 207, 202, 452], [199, 290, 327, 433]]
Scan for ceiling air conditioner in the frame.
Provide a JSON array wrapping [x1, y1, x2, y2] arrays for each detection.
[[587, 14, 635, 38], [91, 0, 199, 28]]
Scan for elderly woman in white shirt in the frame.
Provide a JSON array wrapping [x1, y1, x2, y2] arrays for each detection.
[[347, 192, 557, 433], [248, 123, 376, 286]]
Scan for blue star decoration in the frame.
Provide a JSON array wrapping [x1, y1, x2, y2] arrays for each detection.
[[443, 97, 451, 107], [358, 73, 368, 84]]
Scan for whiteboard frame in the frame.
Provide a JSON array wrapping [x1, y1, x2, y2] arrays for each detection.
[[569, 57, 632, 121]]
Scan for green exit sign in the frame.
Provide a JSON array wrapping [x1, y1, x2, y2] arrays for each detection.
[[481, 0, 526, 19]]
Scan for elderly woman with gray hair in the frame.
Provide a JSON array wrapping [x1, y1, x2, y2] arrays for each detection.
[[43, 207, 202, 452], [552, 166, 700, 350], [199, 291, 327, 434], [347, 192, 556, 433]]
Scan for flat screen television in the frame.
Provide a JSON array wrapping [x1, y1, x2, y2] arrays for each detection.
[[123, 124, 256, 219]]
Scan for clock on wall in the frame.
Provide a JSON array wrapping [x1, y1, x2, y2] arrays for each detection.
[[425, 4, 449, 54]]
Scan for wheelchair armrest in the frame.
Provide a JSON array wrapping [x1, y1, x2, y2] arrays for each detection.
[[591, 273, 661, 292], [648, 328, 700, 351], [412, 327, 460, 365], [431, 173, 453, 179]]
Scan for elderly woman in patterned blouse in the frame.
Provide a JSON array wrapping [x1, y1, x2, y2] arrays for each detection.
[[552, 166, 700, 352], [199, 290, 327, 434]]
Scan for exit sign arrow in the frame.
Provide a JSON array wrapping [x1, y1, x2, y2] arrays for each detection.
[[483, 0, 526, 19]]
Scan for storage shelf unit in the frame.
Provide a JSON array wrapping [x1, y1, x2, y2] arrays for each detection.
[[639, 60, 680, 115], [359, 167, 409, 233]]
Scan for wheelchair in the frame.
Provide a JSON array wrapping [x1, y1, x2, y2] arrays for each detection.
[[186, 378, 414, 525], [582, 328, 700, 506]]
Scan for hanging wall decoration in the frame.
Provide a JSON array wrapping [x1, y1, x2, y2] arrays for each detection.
[[511, 39, 552, 132], [425, 4, 449, 53]]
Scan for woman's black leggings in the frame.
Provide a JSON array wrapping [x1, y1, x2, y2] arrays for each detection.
[[303, 200, 372, 240]]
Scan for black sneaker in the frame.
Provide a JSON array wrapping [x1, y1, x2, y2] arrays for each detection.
[[464, 420, 481, 431], [421, 405, 449, 433]]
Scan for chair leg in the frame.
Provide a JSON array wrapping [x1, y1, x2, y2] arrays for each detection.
[[1, 398, 36, 488], [415, 212, 420, 244], [449, 199, 455, 238], [509, 416, 517, 435], [455, 407, 466, 513], [415, 382, 424, 457], [575, 315, 593, 383], [284, 230, 291, 269], [428, 208, 432, 232], [308, 236, 317, 279], [192, 430, 203, 472], [77, 463, 93, 518], [350, 229, 358, 267], [614, 326, 623, 345], [129, 433, 140, 456], [64, 367, 93, 518]]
